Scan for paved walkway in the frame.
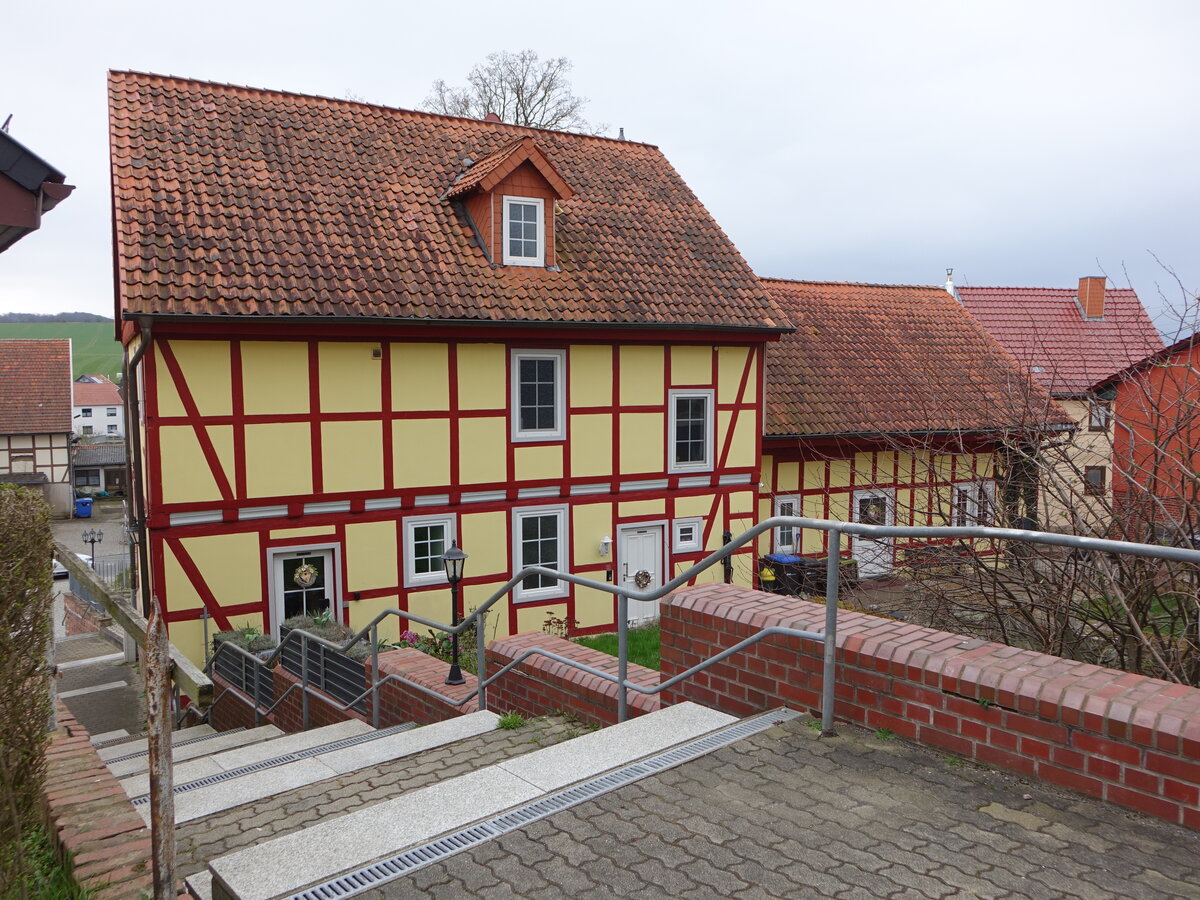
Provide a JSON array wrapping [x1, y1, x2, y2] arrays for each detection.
[[55, 631, 145, 738], [362, 716, 1200, 899]]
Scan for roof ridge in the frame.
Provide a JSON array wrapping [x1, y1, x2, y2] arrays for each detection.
[[108, 70, 661, 150], [762, 277, 944, 291], [959, 285, 1139, 294]]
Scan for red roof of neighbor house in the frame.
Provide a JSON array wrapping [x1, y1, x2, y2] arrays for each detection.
[[957, 286, 1163, 396], [1090, 330, 1200, 390], [761, 280, 1069, 438], [0, 340, 72, 435], [108, 71, 785, 332], [72, 376, 122, 407]]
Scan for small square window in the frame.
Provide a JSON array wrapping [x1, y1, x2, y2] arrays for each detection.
[[1088, 400, 1111, 432], [81, 408, 92, 417], [668, 390, 714, 474], [511, 350, 565, 442], [403, 514, 456, 588], [502, 196, 545, 267], [82, 425, 93, 435], [513, 505, 568, 601], [673, 518, 703, 553], [107, 407, 118, 417], [107, 424, 118, 435], [1084, 466, 1107, 496], [774, 497, 800, 552], [75, 469, 101, 487]]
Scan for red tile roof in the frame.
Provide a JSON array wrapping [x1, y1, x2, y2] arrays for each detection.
[[0, 340, 72, 435], [73, 376, 122, 407], [957, 285, 1163, 396], [443, 137, 573, 201], [761, 281, 1068, 438], [108, 72, 784, 332]]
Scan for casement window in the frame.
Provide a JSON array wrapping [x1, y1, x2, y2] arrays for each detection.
[[403, 514, 456, 588], [1088, 400, 1112, 432], [1084, 466, 1107, 496], [952, 481, 995, 527], [75, 469, 100, 487], [668, 390, 714, 474], [673, 518, 704, 553], [774, 496, 800, 552], [106, 407, 118, 417], [80, 408, 92, 418], [107, 425, 118, 435], [511, 349, 565, 442], [513, 505, 568, 600], [502, 196, 545, 266], [81, 425, 93, 435]]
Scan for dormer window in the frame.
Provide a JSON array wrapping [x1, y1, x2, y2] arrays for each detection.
[[503, 196, 545, 266]]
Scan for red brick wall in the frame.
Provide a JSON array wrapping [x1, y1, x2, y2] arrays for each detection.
[[661, 583, 1200, 829], [62, 593, 106, 636], [487, 633, 660, 728], [375, 648, 478, 725]]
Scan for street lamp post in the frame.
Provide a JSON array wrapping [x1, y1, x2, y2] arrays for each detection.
[[82, 528, 104, 568], [442, 541, 468, 686]]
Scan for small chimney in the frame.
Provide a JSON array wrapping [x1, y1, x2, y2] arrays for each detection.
[[945, 268, 955, 295], [1078, 276, 1106, 320], [483, 112, 502, 123]]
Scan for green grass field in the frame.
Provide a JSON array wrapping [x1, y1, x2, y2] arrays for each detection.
[[0, 322, 121, 380]]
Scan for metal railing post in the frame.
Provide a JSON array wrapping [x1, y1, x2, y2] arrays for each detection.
[[821, 530, 841, 736], [250, 655, 261, 727], [476, 609, 488, 712], [301, 633, 311, 730], [370, 624, 381, 729], [617, 593, 629, 723]]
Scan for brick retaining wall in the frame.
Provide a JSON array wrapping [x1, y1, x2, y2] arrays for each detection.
[[488, 633, 660, 727], [661, 583, 1200, 829]]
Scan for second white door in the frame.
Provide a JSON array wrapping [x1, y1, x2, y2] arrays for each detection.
[[618, 523, 664, 624], [851, 489, 895, 577]]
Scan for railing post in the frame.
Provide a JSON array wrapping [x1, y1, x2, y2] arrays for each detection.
[[300, 633, 311, 730], [617, 593, 629, 724], [370, 624, 381, 729], [821, 530, 841, 737], [476, 609, 488, 712], [249, 654, 261, 727]]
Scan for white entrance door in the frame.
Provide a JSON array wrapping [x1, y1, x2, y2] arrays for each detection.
[[271, 548, 339, 638], [851, 489, 895, 578], [618, 523, 664, 624]]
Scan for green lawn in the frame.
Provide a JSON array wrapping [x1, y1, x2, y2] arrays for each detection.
[[575, 625, 661, 670], [0, 322, 121, 380]]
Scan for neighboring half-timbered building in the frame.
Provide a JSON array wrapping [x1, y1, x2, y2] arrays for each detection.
[[755, 280, 1068, 578], [0, 339, 73, 516], [109, 72, 787, 665]]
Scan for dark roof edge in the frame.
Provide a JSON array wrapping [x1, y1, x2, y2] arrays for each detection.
[[0, 130, 67, 190], [763, 423, 1075, 441]]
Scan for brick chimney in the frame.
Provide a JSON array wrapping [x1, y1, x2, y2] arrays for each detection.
[[1078, 276, 1106, 320]]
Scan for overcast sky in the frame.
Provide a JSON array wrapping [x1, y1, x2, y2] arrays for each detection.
[[2, 0, 1196, 333]]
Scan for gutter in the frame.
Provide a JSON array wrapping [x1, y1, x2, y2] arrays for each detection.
[[122, 323, 153, 616]]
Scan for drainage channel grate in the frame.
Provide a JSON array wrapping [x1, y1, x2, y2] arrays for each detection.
[[287, 709, 801, 900], [103, 728, 247, 763], [130, 722, 416, 805]]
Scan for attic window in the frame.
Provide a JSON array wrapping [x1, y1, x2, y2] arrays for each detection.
[[503, 196, 544, 266]]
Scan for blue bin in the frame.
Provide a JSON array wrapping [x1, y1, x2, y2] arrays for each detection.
[[75, 497, 93, 518]]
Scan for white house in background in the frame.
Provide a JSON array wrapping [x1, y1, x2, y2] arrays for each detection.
[[72, 374, 124, 440]]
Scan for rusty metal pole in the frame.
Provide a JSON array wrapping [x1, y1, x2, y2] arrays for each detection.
[[145, 598, 176, 898]]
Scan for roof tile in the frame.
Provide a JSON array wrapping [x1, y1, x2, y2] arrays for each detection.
[[0, 340, 72, 435]]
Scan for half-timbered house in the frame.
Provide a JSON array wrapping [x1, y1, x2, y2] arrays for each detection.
[[109, 72, 787, 665]]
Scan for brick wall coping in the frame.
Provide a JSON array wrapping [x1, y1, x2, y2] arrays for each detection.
[[489, 632, 660, 694], [376, 647, 479, 712], [668, 583, 1200, 757]]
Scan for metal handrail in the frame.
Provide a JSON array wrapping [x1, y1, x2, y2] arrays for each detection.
[[206, 518, 1200, 732]]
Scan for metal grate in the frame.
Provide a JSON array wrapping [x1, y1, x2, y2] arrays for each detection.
[[129, 722, 416, 805], [286, 709, 801, 900], [103, 727, 246, 763]]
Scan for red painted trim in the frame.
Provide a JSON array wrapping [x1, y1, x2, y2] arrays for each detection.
[[447, 344, 460, 498], [165, 601, 262, 624], [308, 341, 323, 494], [164, 538, 234, 631], [380, 342, 394, 492], [156, 340, 234, 502], [231, 340, 246, 499]]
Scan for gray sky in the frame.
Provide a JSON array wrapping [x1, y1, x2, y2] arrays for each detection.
[[2, 0, 1196, 334]]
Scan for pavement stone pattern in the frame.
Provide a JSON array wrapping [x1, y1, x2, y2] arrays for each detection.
[[360, 716, 1200, 899], [177, 715, 582, 879]]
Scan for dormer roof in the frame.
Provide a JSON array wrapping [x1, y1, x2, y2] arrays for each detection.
[[444, 137, 574, 201]]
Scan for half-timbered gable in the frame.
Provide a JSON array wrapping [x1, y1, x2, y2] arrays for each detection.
[[109, 72, 786, 665], [756, 280, 1067, 578], [0, 339, 73, 515]]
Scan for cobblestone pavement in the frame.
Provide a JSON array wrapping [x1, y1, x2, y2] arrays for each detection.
[[177, 715, 582, 878], [362, 717, 1200, 899]]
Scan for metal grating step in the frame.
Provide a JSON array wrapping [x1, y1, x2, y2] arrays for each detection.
[[102, 727, 245, 762], [130, 722, 417, 805], [287, 708, 802, 900]]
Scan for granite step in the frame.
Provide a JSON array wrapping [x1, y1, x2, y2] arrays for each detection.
[[96, 723, 216, 757], [106, 725, 282, 778]]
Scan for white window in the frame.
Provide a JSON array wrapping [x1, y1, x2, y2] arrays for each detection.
[[952, 481, 995, 527], [106, 407, 118, 417], [107, 424, 118, 435], [511, 349, 565, 442], [774, 496, 800, 552], [1088, 400, 1112, 432], [82, 425, 93, 436], [673, 518, 704, 553], [502, 196, 545, 266], [80, 408, 92, 418], [513, 505, 569, 600], [668, 390, 714, 474], [403, 514, 456, 588]]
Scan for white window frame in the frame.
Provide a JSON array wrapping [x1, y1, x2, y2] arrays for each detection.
[[667, 389, 715, 474], [403, 513, 456, 588], [266, 543, 342, 640], [952, 480, 995, 527], [672, 517, 704, 553], [511, 349, 566, 442], [774, 496, 800, 553], [80, 408, 92, 418], [1088, 399, 1112, 432], [106, 407, 118, 417], [502, 195, 545, 267], [512, 504, 569, 601]]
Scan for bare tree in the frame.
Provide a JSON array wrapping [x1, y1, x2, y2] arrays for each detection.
[[424, 50, 601, 134]]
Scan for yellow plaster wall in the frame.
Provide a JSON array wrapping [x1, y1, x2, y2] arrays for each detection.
[[158, 426, 222, 504], [804, 461, 825, 491], [348, 593, 403, 642], [392, 343, 449, 411], [463, 582, 510, 641], [719, 411, 755, 468], [456, 418, 504, 485], [460, 511, 507, 577], [322, 421, 384, 493], [167, 341, 233, 417], [242, 341, 309, 415], [572, 502, 612, 566], [515, 445, 563, 482], [394, 419, 451, 488], [619, 346, 664, 406], [671, 345, 712, 386], [618, 499, 665, 519], [828, 492, 850, 522], [572, 587, 614, 630], [403, 588, 453, 632], [457, 344, 506, 410], [165, 619, 209, 670], [774, 461, 799, 494], [673, 494, 713, 519], [174, 532, 263, 612], [245, 422, 312, 498], [727, 489, 754, 516], [270, 526, 337, 539], [154, 348, 186, 418], [345, 520, 399, 592], [569, 345, 612, 407], [619, 412, 663, 474], [570, 414, 612, 478], [718, 346, 752, 402], [829, 460, 851, 489], [319, 342, 382, 413], [516, 603, 561, 634]]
